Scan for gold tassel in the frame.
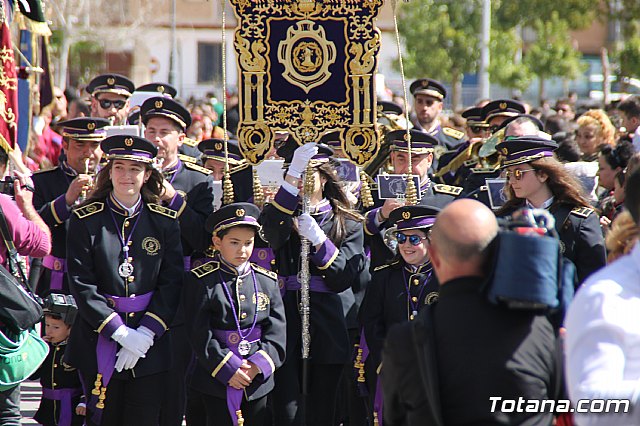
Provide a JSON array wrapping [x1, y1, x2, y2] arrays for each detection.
[[405, 178, 418, 206], [96, 387, 107, 409], [236, 409, 245, 426], [373, 411, 380, 426], [252, 168, 265, 208], [304, 163, 316, 195], [91, 374, 102, 396], [360, 170, 374, 208], [355, 347, 366, 383], [223, 169, 235, 205]]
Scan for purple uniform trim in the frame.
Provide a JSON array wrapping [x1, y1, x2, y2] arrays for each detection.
[[52, 194, 71, 224], [42, 387, 82, 426], [166, 192, 186, 216], [42, 255, 67, 290], [364, 208, 381, 236], [311, 238, 339, 270], [271, 186, 298, 215], [278, 275, 334, 297]]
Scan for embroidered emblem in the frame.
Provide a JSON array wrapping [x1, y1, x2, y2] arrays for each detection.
[[155, 100, 163, 109], [499, 102, 507, 109], [124, 137, 133, 147], [253, 292, 270, 311], [87, 122, 95, 131], [236, 208, 245, 217], [107, 77, 115, 86], [426, 292, 439, 305], [142, 237, 161, 256], [402, 211, 411, 220], [228, 332, 240, 345]]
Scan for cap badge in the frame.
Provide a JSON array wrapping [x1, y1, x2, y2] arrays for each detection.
[[155, 100, 163, 109], [158, 85, 165, 93], [125, 137, 134, 147], [87, 122, 96, 131], [501, 147, 508, 155], [403, 133, 410, 141], [421, 80, 428, 87], [107, 77, 115, 86], [499, 102, 507, 109], [402, 211, 411, 220], [236, 208, 245, 217], [215, 142, 223, 151]]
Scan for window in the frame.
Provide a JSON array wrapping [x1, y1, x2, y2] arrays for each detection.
[[197, 42, 223, 84]]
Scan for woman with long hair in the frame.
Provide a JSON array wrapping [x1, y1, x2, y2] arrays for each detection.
[[496, 136, 606, 286], [65, 135, 184, 426], [260, 141, 367, 426]]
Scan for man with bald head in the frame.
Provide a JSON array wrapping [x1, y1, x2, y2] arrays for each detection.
[[382, 200, 557, 426]]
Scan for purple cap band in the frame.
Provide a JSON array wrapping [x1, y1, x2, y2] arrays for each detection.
[[397, 216, 436, 231], [109, 148, 154, 159], [203, 150, 242, 161], [505, 148, 554, 162], [213, 215, 259, 234]]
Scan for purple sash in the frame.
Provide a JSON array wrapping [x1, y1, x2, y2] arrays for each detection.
[[249, 248, 275, 271], [212, 327, 262, 426], [42, 387, 82, 426], [92, 291, 154, 421], [354, 329, 370, 397], [183, 256, 191, 271], [374, 375, 384, 426], [42, 255, 67, 290], [278, 275, 334, 297]]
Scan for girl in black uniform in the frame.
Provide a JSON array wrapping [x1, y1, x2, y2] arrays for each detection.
[[260, 142, 367, 426], [66, 135, 184, 426], [359, 204, 440, 424], [496, 136, 606, 286]]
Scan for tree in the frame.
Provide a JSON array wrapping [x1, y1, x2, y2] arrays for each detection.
[[488, 28, 531, 94], [523, 12, 586, 102], [396, 0, 482, 110]]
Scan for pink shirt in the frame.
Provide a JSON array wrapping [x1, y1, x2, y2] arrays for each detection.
[[0, 194, 50, 267]]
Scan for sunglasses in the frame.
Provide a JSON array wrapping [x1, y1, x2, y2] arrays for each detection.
[[469, 125, 490, 134], [395, 232, 429, 246], [505, 168, 536, 181], [97, 98, 127, 110], [489, 125, 501, 134]]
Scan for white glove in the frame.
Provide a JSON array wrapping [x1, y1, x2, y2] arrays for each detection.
[[111, 325, 154, 357], [115, 348, 142, 372], [288, 143, 318, 178], [297, 213, 327, 246], [137, 325, 155, 340]]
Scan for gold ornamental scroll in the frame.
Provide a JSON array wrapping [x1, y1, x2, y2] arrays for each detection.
[[230, 0, 383, 166]]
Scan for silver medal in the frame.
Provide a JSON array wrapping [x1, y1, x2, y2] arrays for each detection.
[[238, 339, 251, 356], [118, 262, 134, 278]]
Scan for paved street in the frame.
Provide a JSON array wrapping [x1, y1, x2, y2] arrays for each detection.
[[19, 381, 40, 424]]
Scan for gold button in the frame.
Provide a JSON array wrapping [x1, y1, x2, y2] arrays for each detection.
[[279, 221, 284, 225], [129, 313, 135, 318], [413, 279, 420, 285], [128, 241, 133, 246], [270, 259, 276, 265], [128, 276, 134, 282], [55, 346, 60, 351], [411, 296, 418, 303], [52, 383, 57, 387], [124, 221, 130, 227], [409, 315, 415, 321], [237, 279, 243, 286], [239, 294, 246, 302], [128, 257, 133, 262], [241, 312, 247, 320], [53, 364, 58, 368]]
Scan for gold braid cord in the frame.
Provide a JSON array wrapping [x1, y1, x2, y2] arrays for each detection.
[[359, 170, 374, 208], [252, 168, 265, 207], [221, 0, 235, 205]]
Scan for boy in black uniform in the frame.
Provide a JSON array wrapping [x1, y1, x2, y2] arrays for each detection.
[[140, 96, 216, 425], [183, 203, 286, 426], [34, 295, 84, 426], [32, 117, 110, 296]]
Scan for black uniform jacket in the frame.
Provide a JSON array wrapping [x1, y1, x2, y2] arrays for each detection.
[[65, 195, 184, 377], [183, 256, 286, 400], [260, 187, 367, 364], [162, 159, 215, 255], [360, 260, 438, 370], [363, 181, 461, 270], [33, 341, 84, 426], [382, 276, 557, 426], [499, 201, 606, 286], [32, 162, 79, 295]]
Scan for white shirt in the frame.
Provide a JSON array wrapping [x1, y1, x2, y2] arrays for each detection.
[[632, 127, 640, 153], [565, 242, 640, 425]]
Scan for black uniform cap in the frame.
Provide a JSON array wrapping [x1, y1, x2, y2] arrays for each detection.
[[387, 129, 437, 155], [86, 74, 135, 97], [496, 136, 558, 168], [198, 138, 244, 165], [58, 117, 110, 140], [409, 78, 447, 100], [461, 107, 488, 126], [319, 131, 342, 149], [277, 139, 334, 167], [481, 99, 526, 123], [205, 202, 261, 235], [101, 135, 157, 164], [140, 97, 192, 131], [389, 205, 441, 231], [135, 82, 177, 98], [377, 101, 404, 116]]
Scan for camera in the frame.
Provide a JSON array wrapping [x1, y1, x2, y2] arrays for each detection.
[[0, 178, 14, 197], [39, 293, 78, 325]]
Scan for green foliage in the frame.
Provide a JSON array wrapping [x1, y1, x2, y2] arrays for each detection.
[[523, 12, 586, 82], [617, 35, 640, 80], [493, 0, 598, 31], [487, 29, 531, 92]]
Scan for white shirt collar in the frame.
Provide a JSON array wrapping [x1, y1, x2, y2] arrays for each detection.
[[526, 196, 554, 210], [112, 193, 142, 216]]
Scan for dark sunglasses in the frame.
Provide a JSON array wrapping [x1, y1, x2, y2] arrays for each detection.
[[395, 231, 429, 246], [469, 125, 490, 134], [489, 125, 501, 134], [97, 98, 127, 110]]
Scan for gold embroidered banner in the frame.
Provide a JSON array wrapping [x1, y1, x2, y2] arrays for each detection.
[[230, 0, 383, 166]]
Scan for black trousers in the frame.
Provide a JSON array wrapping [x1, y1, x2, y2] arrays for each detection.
[[186, 389, 267, 426], [272, 359, 343, 426], [84, 371, 167, 426], [159, 325, 192, 426]]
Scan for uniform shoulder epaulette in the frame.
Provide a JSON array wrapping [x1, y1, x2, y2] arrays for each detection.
[[442, 127, 465, 140], [252, 263, 277, 280], [184, 161, 213, 175], [73, 202, 104, 219], [191, 261, 219, 278], [147, 203, 178, 219], [182, 137, 198, 147], [178, 154, 197, 164], [571, 206, 594, 219], [433, 183, 463, 196], [373, 260, 400, 272], [33, 166, 58, 174]]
